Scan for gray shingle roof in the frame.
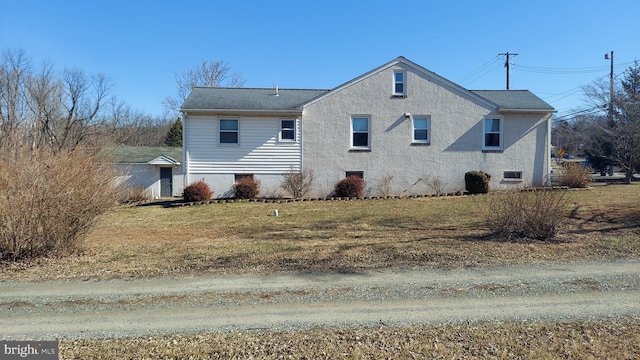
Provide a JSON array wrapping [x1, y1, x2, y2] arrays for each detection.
[[181, 87, 330, 112], [471, 90, 555, 112], [101, 146, 183, 164]]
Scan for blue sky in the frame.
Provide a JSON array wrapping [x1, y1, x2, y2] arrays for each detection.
[[2, 0, 638, 119]]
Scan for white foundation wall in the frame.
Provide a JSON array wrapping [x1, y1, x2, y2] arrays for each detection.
[[301, 65, 550, 197]]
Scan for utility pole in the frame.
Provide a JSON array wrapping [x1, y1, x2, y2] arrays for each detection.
[[604, 51, 614, 124], [499, 52, 518, 90]]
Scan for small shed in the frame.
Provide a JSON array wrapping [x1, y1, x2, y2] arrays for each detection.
[[108, 146, 183, 198]]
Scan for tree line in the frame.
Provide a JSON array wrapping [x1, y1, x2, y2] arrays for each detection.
[[552, 61, 640, 183], [0, 49, 181, 150]]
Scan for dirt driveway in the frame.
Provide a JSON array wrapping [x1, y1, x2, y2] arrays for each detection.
[[1, 260, 638, 340]]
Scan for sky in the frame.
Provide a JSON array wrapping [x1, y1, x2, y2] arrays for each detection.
[[2, 0, 638, 120]]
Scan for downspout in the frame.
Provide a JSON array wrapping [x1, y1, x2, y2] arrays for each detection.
[[182, 111, 189, 189], [299, 114, 303, 174], [545, 113, 552, 186]]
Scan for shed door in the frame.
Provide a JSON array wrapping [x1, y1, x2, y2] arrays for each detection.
[[160, 167, 173, 197]]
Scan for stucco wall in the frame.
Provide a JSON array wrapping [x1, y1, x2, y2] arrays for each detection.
[[301, 64, 550, 196]]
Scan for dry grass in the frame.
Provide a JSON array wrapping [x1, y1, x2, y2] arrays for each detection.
[[2, 184, 639, 281], [60, 319, 640, 359], [6, 184, 640, 358]]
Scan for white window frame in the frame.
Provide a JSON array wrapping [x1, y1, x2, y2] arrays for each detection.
[[503, 171, 523, 181], [350, 116, 371, 150], [412, 115, 431, 143], [219, 119, 239, 145], [279, 119, 296, 142], [483, 117, 503, 150], [393, 70, 406, 96]]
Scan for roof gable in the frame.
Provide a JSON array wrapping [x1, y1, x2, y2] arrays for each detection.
[[303, 56, 498, 109], [179, 57, 555, 115], [148, 155, 180, 165]]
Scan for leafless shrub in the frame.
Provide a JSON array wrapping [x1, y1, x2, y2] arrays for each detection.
[[559, 162, 592, 188], [373, 174, 394, 197], [120, 185, 152, 204], [486, 189, 568, 241], [0, 147, 123, 260], [423, 175, 447, 195], [280, 168, 314, 199]]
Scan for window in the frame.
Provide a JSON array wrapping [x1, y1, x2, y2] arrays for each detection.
[[346, 171, 364, 179], [280, 119, 296, 141], [351, 116, 370, 149], [234, 174, 254, 182], [412, 116, 430, 143], [393, 71, 406, 96], [503, 171, 522, 181], [483, 117, 502, 150], [220, 119, 238, 144]]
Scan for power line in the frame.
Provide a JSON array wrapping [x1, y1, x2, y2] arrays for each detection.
[[456, 56, 502, 85], [513, 60, 636, 75]]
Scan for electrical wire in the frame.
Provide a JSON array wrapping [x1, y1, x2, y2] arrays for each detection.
[[456, 56, 503, 85], [513, 61, 636, 75]]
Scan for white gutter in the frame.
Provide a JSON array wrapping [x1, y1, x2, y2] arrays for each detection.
[[181, 108, 303, 117], [498, 108, 558, 114]]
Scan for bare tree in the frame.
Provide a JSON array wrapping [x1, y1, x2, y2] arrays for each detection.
[[103, 97, 172, 146], [0, 48, 31, 146], [2, 48, 174, 150], [581, 61, 640, 183], [163, 60, 245, 112]]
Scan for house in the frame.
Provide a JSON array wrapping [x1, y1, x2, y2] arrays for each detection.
[[180, 57, 555, 198], [107, 146, 183, 198]]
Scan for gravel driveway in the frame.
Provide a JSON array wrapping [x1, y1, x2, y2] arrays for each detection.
[[1, 260, 638, 340]]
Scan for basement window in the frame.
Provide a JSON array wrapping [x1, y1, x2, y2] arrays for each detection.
[[234, 174, 254, 182], [503, 171, 522, 181], [345, 171, 364, 179]]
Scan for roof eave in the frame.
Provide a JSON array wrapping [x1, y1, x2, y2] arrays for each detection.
[[181, 108, 303, 117], [498, 108, 557, 114]]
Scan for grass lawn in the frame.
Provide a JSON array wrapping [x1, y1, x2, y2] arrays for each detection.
[[3, 184, 639, 359], [3, 184, 638, 281]]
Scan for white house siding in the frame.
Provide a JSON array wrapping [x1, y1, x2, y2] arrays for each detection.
[[184, 115, 302, 197], [117, 164, 184, 198], [302, 64, 550, 196]]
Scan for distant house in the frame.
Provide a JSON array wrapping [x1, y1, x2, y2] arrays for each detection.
[[109, 146, 183, 198], [180, 56, 555, 197]]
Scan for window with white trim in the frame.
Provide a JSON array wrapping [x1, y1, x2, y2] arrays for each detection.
[[346, 171, 364, 179], [280, 119, 296, 141], [351, 116, 370, 149], [503, 171, 522, 180], [219, 119, 238, 144], [483, 117, 502, 150], [393, 70, 406, 96], [412, 116, 430, 143]]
